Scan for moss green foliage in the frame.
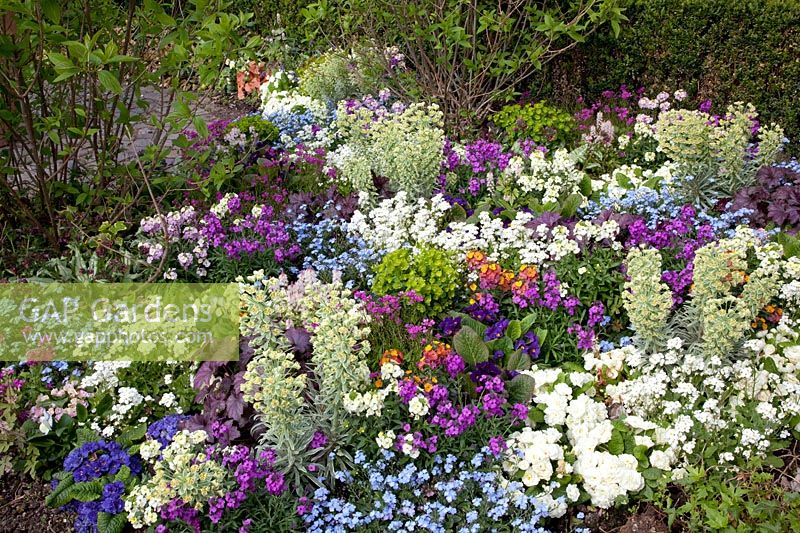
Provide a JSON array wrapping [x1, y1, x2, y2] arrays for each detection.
[[541, 0, 800, 154], [226, 115, 280, 144], [491, 102, 576, 146], [371, 247, 461, 317]]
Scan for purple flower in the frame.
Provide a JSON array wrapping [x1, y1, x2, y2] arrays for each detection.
[[147, 415, 189, 448], [484, 318, 509, 341], [309, 430, 329, 450], [488, 436, 507, 456], [438, 316, 462, 337], [513, 331, 540, 360], [63, 440, 139, 482], [398, 379, 418, 403], [99, 481, 125, 514], [443, 354, 466, 378]]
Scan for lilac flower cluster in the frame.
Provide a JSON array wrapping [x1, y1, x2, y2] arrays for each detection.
[[309, 431, 329, 450], [353, 290, 424, 323], [583, 187, 754, 304], [438, 139, 513, 199], [137, 188, 301, 279], [575, 85, 644, 129], [0, 366, 24, 396], [301, 449, 550, 533], [341, 91, 404, 119]]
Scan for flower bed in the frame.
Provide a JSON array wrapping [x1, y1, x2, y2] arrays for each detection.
[[4, 54, 800, 533]]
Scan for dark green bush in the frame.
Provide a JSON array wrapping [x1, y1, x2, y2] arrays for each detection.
[[538, 0, 800, 153]]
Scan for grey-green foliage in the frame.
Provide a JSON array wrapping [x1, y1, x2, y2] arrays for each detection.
[[624, 233, 784, 362], [654, 103, 785, 209]]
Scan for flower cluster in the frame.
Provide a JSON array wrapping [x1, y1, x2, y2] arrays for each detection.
[[136, 190, 297, 280], [329, 97, 445, 197], [239, 270, 372, 471], [302, 448, 550, 533]]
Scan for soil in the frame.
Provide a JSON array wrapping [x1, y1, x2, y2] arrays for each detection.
[[573, 504, 670, 533], [0, 474, 74, 532], [618, 505, 670, 533]]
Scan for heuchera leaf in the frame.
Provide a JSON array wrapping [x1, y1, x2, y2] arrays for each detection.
[[286, 327, 312, 355]]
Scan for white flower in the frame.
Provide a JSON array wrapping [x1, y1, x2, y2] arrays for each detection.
[[566, 483, 581, 502], [408, 395, 430, 419], [159, 392, 177, 408], [376, 431, 395, 449], [38, 411, 53, 435], [140, 440, 162, 461], [650, 449, 674, 470]]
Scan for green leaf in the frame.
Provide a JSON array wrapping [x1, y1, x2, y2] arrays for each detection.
[[559, 193, 584, 217], [76, 427, 97, 446], [643, 467, 664, 480], [41, 0, 62, 23], [706, 508, 728, 529], [97, 512, 128, 533], [507, 373, 536, 404], [117, 423, 146, 448], [47, 52, 74, 72], [608, 430, 625, 455], [69, 480, 104, 502], [452, 325, 490, 365], [94, 393, 113, 416], [762, 357, 779, 375], [192, 116, 209, 139], [98, 71, 122, 95], [506, 320, 522, 341], [520, 314, 538, 334], [765, 454, 784, 469], [633, 445, 650, 463], [504, 349, 531, 372], [451, 313, 488, 338], [114, 465, 131, 483], [45, 476, 75, 508]]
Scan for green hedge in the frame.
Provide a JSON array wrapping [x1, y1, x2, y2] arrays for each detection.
[[538, 0, 800, 151]]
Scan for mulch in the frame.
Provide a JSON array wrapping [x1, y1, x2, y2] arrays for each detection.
[[0, 474, 74, 532]]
